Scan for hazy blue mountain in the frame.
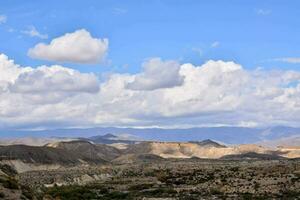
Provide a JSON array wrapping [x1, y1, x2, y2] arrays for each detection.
[[86, 134, 137, 144], [0, 126, 299, 144]]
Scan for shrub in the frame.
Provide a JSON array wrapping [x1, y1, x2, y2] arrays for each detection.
[[46, 185, 98, 200], [1, 177, 19, 189]]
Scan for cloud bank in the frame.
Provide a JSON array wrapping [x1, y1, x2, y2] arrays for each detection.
[[1, 53, 300, 129], [28, 29, 108, 64]]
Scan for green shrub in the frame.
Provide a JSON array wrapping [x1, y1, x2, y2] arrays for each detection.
[[128, 183, 153, 191], [103, 191, 129, 199], [46, 185, 98, 200], [1, 177, 19, 189]]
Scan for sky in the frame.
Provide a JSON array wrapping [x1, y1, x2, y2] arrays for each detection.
[[0, 0, 300, 130]]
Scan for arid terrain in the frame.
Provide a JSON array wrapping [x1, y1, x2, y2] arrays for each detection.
[[1, 159, 300, 200], [0, 135, 299, 199]]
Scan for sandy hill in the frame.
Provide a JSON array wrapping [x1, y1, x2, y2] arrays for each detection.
[[0, 145, 83, 165], [0, 141, 121, 172], [124, 141, 290, 159], [47, 140, 121, 161], [189, 139, 226, 148], [0, 138, 299, 173]]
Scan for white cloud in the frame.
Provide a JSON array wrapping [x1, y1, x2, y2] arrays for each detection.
[[98, 60, 300, 127], [126, 58, 184, 90], [273, 57, 300, 64], [0, 54, 99, 106], [0, 15, 7, 24], [1, 53, 300, 129], [0, 54, 31, 83], [112, 8, 127, 15], [211, 41, 220, 48], [28, 29, 108, 64], [256, 9, 271, 15], [9, 66, 99, 94], [22, 26, 48, 39]]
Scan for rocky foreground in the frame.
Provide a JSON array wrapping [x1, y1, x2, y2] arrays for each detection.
[[0, 159, 299, 199]]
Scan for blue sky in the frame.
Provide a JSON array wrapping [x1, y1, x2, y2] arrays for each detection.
[[1, 1, 300, 130], [1, 0, 300, 74]]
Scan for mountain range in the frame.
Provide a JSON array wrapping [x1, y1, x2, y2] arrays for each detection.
[[1, 134, 299, 173], [1, 126, 300, 144]]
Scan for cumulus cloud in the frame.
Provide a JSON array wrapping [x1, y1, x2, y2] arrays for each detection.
[[21, 26, 48, 39], [1, 53, 300, 129], [0, 54, 23, 82], [98, 60, 300, 127], [0, 54, 99, 106], [9, 66, 99, 94], [28, 29, 108, 64], [126, 58, 184, 90], [0, 15, 7, 24]]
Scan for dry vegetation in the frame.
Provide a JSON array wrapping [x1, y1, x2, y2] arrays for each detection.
[[15, 159, 300, 200]]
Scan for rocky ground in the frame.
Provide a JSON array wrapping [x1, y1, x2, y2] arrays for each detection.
[[14, 159, 300, 200]]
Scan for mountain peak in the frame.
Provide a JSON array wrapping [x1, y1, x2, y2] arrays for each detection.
[[189, 139, 226, 148], [102, 133, 117, 139]]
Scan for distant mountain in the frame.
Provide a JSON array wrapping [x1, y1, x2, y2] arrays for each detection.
[[259, 136, 300, 148], [1, 126, 300, 144], [86, 133, 137, 145], [259, 126, 300, 140]]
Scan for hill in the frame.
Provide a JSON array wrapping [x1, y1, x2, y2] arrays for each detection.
[[124, 141, 291, 159], [47, 140, 121, 161], [189, 139, 226, 148], [0, 138, 299, 173], [221, 152, 285, 160], [0, 145, 82, 165], [0, 141, 121, 172]]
